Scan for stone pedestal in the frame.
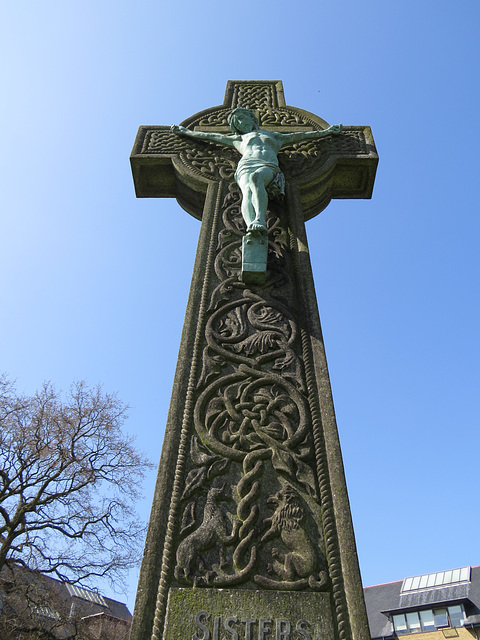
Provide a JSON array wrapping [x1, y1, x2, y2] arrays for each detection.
[[242, 232, 268, 284]]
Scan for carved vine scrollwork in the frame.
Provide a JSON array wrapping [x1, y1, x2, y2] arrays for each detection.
[[178, 146, 238, 182], [279, 141, 329, 178], [171, 182, 330, 593], [260, 108, 312, 128], [279, 130, 368, 178]]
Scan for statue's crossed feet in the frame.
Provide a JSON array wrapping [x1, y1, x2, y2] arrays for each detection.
[[247, 221, 267, 235]]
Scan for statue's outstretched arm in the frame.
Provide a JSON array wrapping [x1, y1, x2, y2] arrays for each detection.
[[171, 124, 237, 147], [278, 123, 343, 146]]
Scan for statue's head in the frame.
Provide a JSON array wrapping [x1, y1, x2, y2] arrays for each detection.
[[228, 108, 258, 134]]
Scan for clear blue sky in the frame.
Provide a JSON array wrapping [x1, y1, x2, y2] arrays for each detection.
[[1, 0, 479, 610]]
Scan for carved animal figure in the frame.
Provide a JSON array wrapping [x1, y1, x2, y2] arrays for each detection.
[[175, 485, 237, 583], [261, 486, 317, 582]]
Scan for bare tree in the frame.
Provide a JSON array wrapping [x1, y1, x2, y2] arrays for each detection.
[[0, 374, 152, 590]]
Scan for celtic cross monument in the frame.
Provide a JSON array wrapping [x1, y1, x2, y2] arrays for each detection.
[[129, 81, 378, 640]]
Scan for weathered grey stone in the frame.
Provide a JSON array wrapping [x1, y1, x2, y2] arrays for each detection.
[[164, 588, 334, 640], [129, 81, 378, 640]]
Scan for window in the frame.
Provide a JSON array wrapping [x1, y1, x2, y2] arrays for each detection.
[[65, 584, 107, 607], [393, 614, 408, 635], [406, 613, 421, 633], [392, 605, 466, 635], [30, 604, 61, 620], [448, 606, 465, 628], [419, 610, 435, 632], [402, 567, 471, 594], [433, 608, 448, 628]]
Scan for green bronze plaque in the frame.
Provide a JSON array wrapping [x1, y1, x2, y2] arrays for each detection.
[[242, 234, 268, 284]]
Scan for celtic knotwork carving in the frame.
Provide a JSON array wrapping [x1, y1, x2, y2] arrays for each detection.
[[181, 436, 230, 501], [178, 145, 238, 182], [278, 130, 368, 179], [143, 129, 189, 154], [219, 184, 244, 235], [200, 295, 305, 393], [175, 440, 261, 587], [326, 129, 367, 154], [169, 176, 330, 596], [203, 186, 245, 289], [221, 303, 295, 357], [194, 369, 318, 499], [260, 108, 314, 128], [233, 450, 265, 574], [279, 141, 329, 179], [197, 375, 303, 453], [233, 83, 277, 110], [189, 109, 231, 128]]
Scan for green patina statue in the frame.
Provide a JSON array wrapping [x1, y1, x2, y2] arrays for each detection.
[[171, 108, 342, 236]]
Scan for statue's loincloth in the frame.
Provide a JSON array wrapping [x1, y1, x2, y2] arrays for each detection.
[[234, 158, 285, 199]]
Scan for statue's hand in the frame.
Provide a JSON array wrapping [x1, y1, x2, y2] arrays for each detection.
[[170, 124, 189, 135], [329, 123, 343, 134]]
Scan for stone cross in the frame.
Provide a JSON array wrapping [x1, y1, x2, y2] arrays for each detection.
[[130, 81, 378, 640]]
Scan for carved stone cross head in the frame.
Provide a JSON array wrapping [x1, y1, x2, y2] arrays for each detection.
[[130, 80, 378, 282]]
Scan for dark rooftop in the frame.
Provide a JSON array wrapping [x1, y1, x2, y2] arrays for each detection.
[[364, 566, 480, 639]]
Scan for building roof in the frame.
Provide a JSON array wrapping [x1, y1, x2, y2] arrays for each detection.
[[0, 563, 131, 638], [364, 566, 480, 639]]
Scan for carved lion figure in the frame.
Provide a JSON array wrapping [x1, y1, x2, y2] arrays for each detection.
[[261, 485, 318, 582], [175, 485, 238, 584]]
